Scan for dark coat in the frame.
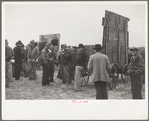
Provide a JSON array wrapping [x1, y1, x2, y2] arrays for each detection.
[[128, 53, 145, 76], [61, 50, 72, 66], [13, 46, 23, 63], [75, 50, 86, 67]]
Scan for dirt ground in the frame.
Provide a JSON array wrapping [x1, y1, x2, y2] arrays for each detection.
[[6, 70, 145, 100]]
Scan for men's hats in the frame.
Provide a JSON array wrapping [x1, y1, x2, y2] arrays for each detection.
[[77, 44, 84, 48], [93, 44, 103, 49], [61, 44, 64, 48], [17, 40, 23, 44], [30, 40, 35, 44], [63, 44, 67, 48], [130, 47, 139, 51]]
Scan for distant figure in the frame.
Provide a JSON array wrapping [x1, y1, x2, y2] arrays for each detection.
[[41, 43, 54, 86], [13, 40, 23, 81], [5, 39, 13, 87], [127, 47, 145, 99], [27, 40, 39, 80], [88, 44, 111, 99], [73, 44, 87, 92]]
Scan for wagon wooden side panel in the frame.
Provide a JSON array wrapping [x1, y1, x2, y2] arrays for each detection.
[[102, 10, 130, 68], [38, 33, 60, 53]]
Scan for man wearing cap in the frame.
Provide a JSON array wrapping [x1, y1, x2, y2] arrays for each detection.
[[40, 43, 54, 86], [13, 40, 23, 80], [27, 40, 39, 80], [74, 44, 87, 91], [5, 39, 13, 87], [61, 44, 73, 84], [127, 47, 145, 99], [88, 44, 111, 99]]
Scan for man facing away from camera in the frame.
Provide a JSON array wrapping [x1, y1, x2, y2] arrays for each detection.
[[87, 44, 111, 99], [5, 39, 13, 87], [73, 44, 87, 92], [41, 43, 54, 86], [127, 47, 145, 99]]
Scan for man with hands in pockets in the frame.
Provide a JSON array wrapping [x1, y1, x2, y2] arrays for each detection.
[[87, 44, 111, 99]]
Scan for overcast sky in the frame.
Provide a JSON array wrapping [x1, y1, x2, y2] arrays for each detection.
[[3, 2, 147, 48]]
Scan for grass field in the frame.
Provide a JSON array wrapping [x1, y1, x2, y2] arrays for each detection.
[[6, 70, 145, 100]]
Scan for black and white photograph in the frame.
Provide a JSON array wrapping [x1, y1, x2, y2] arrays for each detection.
[[2, 1, 148, 120]]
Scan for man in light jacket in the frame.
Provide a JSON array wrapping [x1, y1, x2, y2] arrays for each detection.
[[87, 44, 111, 99], [27, 40, 39, 80]]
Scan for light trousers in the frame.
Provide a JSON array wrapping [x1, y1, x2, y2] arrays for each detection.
[[74, 66, 84, 90]]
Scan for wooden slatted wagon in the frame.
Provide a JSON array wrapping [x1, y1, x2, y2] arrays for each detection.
[[102, 10, 130, 89]]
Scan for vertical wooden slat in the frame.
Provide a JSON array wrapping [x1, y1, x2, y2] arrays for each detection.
[[125, 30, 128, 64], [112, 46, 113, 63], [117, 29, 120, 64]]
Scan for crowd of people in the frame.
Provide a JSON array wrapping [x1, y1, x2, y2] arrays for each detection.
[[5, 39, 40, 85], [5, 39, 145, 99]]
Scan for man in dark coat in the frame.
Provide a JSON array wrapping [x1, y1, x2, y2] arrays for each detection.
[[61, 44, 73, 84], [13, 41, 23, 80], [127, 47, 145, 99], [73, 44, 87, 91], [41, 43, 54, 86]]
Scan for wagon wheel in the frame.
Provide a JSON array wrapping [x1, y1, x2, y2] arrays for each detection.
[[121, 64, 130, 83], [108, 63, 119, 90], [81, 71, 90, 87]]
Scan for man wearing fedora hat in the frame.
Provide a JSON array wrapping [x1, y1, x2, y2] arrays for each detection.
[[73, 44, 87, 91], [88, 44, 111, 99], [13, 40, 23, 80], [127, 47, 145, 99], [5, 39, 13, 87]]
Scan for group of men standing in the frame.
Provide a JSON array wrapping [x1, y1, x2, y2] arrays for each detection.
[[5, 39, 40, 87], [5, 39, 145, 99]]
